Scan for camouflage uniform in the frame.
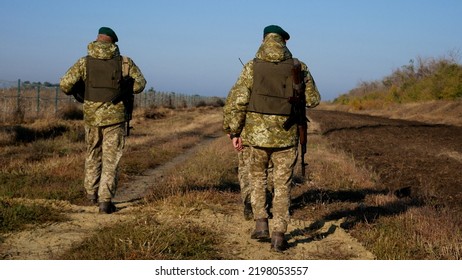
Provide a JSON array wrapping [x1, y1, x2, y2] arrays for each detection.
[[224, 32, 320, 234], [60, 40, 146, 204]]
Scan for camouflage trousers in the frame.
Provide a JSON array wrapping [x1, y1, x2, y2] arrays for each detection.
[[84, 122, 125, 203], [238, 146, 274, 204], [238, 146, 252, 204], [250, 146, 297, 233]]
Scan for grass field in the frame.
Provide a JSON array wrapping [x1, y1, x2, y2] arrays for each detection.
[[1, 104, 461, 259]]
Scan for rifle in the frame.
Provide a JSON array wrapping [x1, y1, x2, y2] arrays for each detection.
[[112, 56, 134, 136], [112, 76, 134, 136], [282, 59, 308, 177], [68, 78, 85, 103]]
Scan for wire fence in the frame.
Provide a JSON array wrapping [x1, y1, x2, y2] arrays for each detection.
[[0, 79, 224, 123]]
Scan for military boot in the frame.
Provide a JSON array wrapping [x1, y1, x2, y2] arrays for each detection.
[[87, 193, 98, 205], [99, 201, 116, 214], [271, 232, 289, 252], [250, 218, 270, 240]]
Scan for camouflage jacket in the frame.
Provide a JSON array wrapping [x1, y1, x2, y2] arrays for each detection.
[[223, 94, 249, 146], [223, 33, 321, 148], [60, 41, 146, 127]]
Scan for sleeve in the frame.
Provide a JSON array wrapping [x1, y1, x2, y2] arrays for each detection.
[[222, 94, 232, 134], [224, 61, 253, 136], [301, 62, 321, 108], [127, 57, 147, 94], [59, 57, 86, 94]]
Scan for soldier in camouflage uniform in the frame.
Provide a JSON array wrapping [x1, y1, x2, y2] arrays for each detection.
[[60, 27, 146, 214], [224, 25, 320, 251]]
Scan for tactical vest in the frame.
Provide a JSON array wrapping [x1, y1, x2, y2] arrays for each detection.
[[248, 58, 294, 116], [85, 55, 123, 102]]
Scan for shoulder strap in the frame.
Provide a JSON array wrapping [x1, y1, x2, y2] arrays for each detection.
[[293, 58, 300, 67], [122, 56, 130, 77]]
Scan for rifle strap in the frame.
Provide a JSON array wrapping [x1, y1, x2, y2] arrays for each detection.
[[122, 56, 130, 77]]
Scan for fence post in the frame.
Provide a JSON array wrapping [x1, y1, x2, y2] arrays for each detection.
[[144, 90, 147, 108], [36, 85, 41, 114], [16, 79, 20, 111]]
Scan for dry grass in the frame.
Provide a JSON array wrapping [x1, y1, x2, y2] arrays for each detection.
[[350, 202, 462, 259], [2, 106, 230, 259], [60, 213, 221, 260], [0, 119, 85, 201], [144, 135, 239, 202], [2, 104, 461, 259], [0, 106, 223, 209], [0, 107, 223, 201], [307, 134, 377, 191], [0, 197, 68, 242]]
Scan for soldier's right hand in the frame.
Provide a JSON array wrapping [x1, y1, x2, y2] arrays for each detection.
[[232, 137, 243, 152]]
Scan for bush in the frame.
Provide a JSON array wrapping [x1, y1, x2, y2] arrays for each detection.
[[333, 54, 462, 109]]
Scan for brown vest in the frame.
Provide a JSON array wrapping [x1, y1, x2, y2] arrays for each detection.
[[248, 58, 294, 116], [85, 55, 122, 102]]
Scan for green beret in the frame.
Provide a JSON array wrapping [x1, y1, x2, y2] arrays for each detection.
[[263, 25, 290, 40], [98, 27, 118, 43]]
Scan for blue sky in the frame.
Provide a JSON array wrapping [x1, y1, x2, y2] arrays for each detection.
[[1, 0, 461, 100]]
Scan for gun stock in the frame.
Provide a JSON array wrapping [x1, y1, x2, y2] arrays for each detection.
[[299, 123, 307, 177], [68, 79, 85, 103], [124, 93, 134, 136]]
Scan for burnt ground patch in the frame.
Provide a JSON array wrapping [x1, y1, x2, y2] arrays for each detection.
[[309, 109, 462, 211]]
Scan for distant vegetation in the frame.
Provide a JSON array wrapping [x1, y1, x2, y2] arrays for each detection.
[[21, 81, 59, 88], [333, 52, 462, 110]]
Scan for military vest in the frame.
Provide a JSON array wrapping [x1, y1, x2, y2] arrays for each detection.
[[248, 58, 294, 116], [85, 55, 123, 102]]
